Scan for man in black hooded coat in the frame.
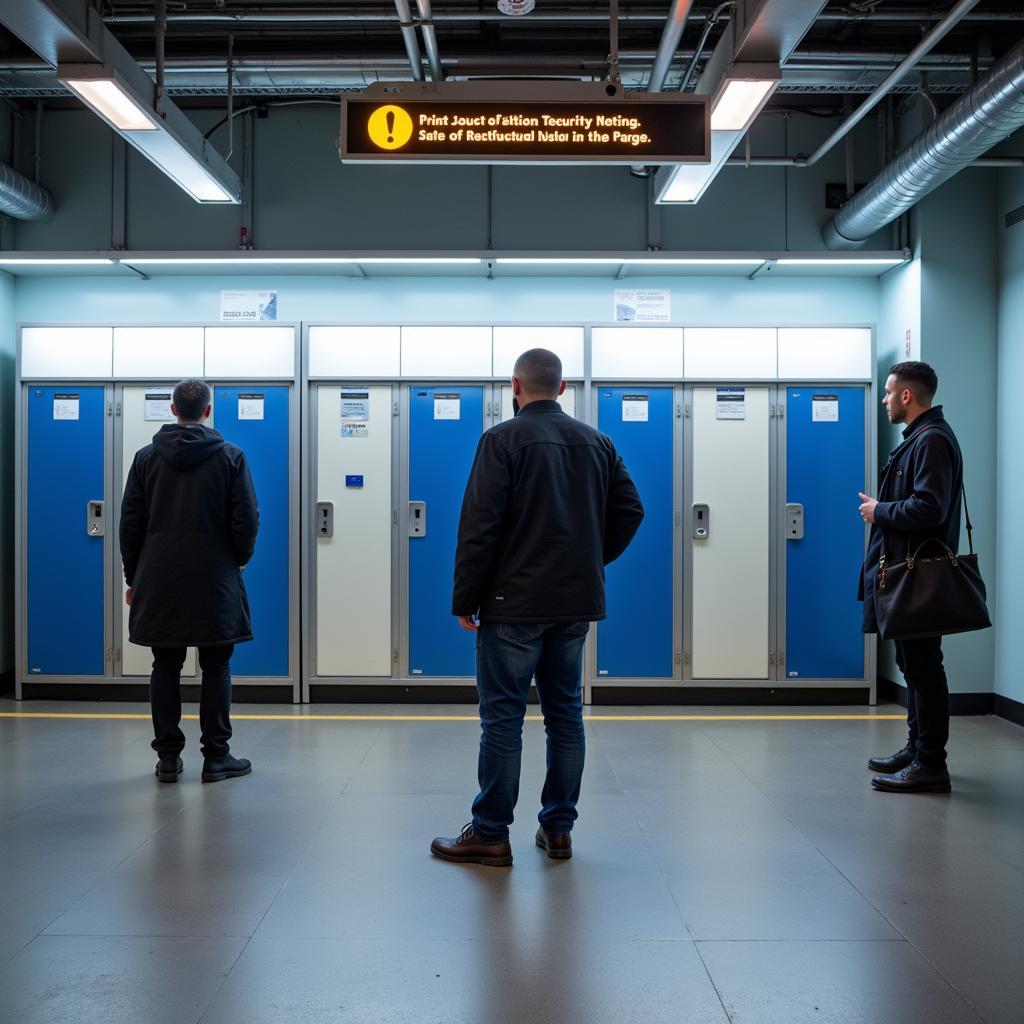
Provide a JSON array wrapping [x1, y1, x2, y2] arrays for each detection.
[[120, 378, 259, 784]]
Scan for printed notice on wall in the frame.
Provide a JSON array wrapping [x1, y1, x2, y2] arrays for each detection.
[[434, 393, 461, 420], [238, 393, 265, 421], [812, 394, 839, 423], [614, 288, 670, 323], [53, 393, 80, 421], [341, 389, 371, 437], [716, 387, 745, 420], [220, 290, 278, 322], [622, 394, 649, 422], [144, 391, 174, 422]]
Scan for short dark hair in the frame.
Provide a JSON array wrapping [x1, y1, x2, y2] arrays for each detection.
[[513, 348, 563, 397], [172, 378, 212, 422], [888, 361, 938, 402]]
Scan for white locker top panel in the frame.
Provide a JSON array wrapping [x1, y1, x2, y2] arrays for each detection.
[[205, 326, 295, 378], [20, 327, 113, 379], [113, 327, 204, 378], [401, 325, 493, 377], [684, 328, 778, 380], [777, 327, 873, 380], [308, 325, 401, 378], [492, 326, 585, 379], [591, 327, 684, 379]]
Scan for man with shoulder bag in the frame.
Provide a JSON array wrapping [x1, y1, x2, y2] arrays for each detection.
[[858, 361, 989, 795]]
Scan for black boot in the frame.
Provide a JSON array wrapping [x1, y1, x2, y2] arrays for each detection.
[[872, 759, 951, 794], [201, 753, 251, 783], [867, 745, 916, 773], [155, 755, 183, 783]]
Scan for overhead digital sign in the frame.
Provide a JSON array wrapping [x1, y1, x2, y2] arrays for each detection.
[[341, 84, 709, 165]]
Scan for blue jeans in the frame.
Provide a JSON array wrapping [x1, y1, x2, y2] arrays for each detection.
[[471, 621, 589, 842]]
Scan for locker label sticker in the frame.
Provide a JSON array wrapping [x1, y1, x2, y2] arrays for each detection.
[[340, 390, 370, 421], [53, 393, 80, 421], [341, 422, 369, 438], [144, 391, 174, 422], [622, 394, 649, 422], [812, 394, 839, 423], [434, 393, 461, 420], [238, 393, 265, 420], [715, 387, 745, 420]]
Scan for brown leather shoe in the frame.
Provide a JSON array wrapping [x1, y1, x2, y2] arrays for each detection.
[[431, 824, 513, 866], [535, 825, 572, 860]]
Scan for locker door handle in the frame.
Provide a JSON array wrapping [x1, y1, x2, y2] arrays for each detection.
[[316, 501, 334, 538], [86, 500, 105, 537], [785, 503, 805, 540], [691, 503, 710, 540], [409, 501, 427, 538]]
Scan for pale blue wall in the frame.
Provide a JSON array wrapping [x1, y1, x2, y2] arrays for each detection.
[[13, 273, 880, 326], [996, 170, 1024, 707], [0, 271, 14, 675]]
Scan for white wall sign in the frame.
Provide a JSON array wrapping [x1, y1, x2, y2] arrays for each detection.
[[622, 394, 650, 422], [144, 391, 174, 422], [220, 290, 278, 322], [238, 393, 265, 421], [812, 394, 840, 422], [716, 387, 746, 420], [614, 289, 671, 323], [341, 421, 369, 438], [53, 393, 80, 420], [341, 390, 370, 421], [434, 393, 461, 420]]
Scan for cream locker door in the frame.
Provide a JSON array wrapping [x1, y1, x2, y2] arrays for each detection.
[[119, 387, 200, 677], [499, 386, 576, 422], [316, 385, 393, 677], [691, 386, 771, 679]]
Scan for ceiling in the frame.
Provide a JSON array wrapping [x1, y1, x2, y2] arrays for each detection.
[[1, 0, 1022, 111]]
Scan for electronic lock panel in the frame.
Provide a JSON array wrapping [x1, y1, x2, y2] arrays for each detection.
[[691, 386, 771, 679], [26, 385, 107, 676], [408, 385, 485, 677], [315, 384, 393, 677], [215, 386, 290, 677], [596, 387, 674, 678], [785, 387, 866, 679]]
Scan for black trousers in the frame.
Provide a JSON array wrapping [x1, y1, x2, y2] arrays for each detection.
[[150, 645, 234, 761], [894, 636, 949, 768]]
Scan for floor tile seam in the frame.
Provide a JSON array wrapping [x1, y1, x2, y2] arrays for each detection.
[[0, 907, 70, 967], [682, 922, 735, 1023], [338, 724, 389, 797], [696, 726, 990, 1022]]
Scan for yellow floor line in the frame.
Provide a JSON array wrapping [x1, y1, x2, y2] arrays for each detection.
[[0, 711, 906, 722]]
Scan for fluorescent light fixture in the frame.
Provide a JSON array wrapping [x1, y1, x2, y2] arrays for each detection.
[[0, 258, 114, 266], [354, 258, 482, 264], [657, 130, 741, 204], [124, 130, 236, 203], [58, 65, 158, 132], [126, 258, 358, 265], [709, 63, 781, 132], [777, 258, 907, 266], [495, 258, 626, 265], [621, 258, 765, 266]]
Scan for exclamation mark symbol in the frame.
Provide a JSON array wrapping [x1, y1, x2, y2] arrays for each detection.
[[386, 110, 395, 144]]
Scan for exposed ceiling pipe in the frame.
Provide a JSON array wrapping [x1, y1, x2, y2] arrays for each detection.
[[416, 0, 445, 81], [647, 0, 697, 93], [823, 36, 1024, 249], [679, 1, 733, 93], [0, 160, 53, 221], [393, 0, 425, 81]]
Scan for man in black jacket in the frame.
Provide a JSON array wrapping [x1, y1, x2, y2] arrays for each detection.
[[431, 349, 644, 866], [120, 379, 259, 784], [858, 361, 962, 794]]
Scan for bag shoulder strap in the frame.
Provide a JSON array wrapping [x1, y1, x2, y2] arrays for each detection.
[[906, 426, 973, 556]]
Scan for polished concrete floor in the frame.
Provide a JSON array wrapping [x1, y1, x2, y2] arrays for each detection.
[[0, 699, 1022, 1024]]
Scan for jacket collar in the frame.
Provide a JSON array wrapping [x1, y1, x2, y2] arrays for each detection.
[[516, 399, 563, 415], [902, 405, 945, 441]]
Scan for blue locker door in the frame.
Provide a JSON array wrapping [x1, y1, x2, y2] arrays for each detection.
[[215, 387, 290, 677], [27, 386, 106, 676], [786, 387, 865, 679], [409, 386, 484, 677], [597, 388, 674, 678]]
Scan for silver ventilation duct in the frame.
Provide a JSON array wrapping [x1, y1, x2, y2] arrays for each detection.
[[0, 161, 52, 221], [823, 36, 1024, 249]]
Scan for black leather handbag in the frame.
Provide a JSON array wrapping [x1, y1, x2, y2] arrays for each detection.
[[873, 485, 991, 641]]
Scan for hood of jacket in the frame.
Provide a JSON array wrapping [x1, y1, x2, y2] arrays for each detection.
[[152, 423, 226, 470]]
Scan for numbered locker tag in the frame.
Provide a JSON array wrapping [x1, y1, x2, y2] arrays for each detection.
[[238, 393, 265, 420]]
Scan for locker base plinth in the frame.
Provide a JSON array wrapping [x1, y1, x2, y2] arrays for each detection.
[[590, 684, 872, 706], [19, 681, 296, 703]]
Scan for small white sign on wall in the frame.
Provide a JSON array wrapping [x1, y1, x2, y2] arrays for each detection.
[[144, 391, 174, 422], [434, 393, 461, 420], [812, 394, 840, 422], [622, 394, 650, 422], [716, 387, 746, 420], [53, 393, 80, 421], [220, 290, 278, 322], [614, 289, 671, 323], [238, 393, 265, 420]]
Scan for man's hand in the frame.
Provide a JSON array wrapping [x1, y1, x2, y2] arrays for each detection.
[[125, 587, 133, 606], [858, 493, 878, 524], [457, 615, 479, 632]]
